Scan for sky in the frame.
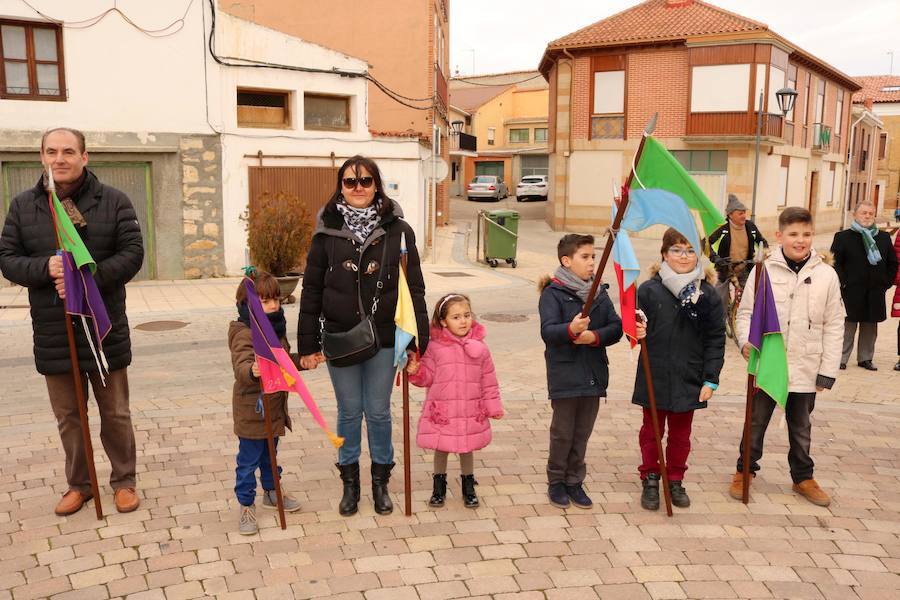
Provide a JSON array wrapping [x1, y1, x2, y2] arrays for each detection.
[[449, 0, 899, 78]]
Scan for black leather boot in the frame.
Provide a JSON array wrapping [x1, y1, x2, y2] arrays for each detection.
[[641, 474, 660, 511], [429, 474, 447, 507], [461, 474, 479, 508], [336, 462, 360, 516], [371, 462, 395, 515]]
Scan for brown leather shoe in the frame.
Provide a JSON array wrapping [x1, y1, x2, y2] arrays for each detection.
[[114, 488, 140, 513], [729, 472, 750, 500], [54, 490, 91, 516], [792, 479, 831, 507]]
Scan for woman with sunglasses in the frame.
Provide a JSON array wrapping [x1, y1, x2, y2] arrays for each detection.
[[298, 156, 429, 516], [631, 228, 725, 511]]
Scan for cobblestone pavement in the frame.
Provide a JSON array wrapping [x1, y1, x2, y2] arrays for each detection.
[[0, 216, 898, 600]]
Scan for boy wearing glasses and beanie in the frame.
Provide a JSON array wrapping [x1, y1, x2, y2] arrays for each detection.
[[539, 234, 623, 509], [632, 228, 725, 510]]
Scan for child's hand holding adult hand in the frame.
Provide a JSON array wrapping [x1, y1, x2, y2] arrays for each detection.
[[406, 356, 420, 375], [570, 314, 590, 335], [300, 354, 321, 370], [699, 386, 713, 402]]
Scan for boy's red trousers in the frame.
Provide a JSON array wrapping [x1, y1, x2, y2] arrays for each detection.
[[638, 408, 695, 481]]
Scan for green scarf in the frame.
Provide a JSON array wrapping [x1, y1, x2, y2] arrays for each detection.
[[850, 220, 882, 265]]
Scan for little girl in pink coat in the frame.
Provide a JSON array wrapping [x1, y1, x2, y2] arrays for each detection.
[[407, 293, 503, 508]]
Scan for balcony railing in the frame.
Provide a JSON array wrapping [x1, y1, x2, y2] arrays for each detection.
[[812, 123, 831, 153], [686, 112, 783, 137], [450, 131, 477, 153]]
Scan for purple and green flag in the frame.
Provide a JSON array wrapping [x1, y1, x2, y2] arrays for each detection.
[[747, 265, 789, 408], [47, 175, 111, 377]]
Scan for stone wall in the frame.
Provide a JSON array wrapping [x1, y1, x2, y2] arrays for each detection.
[[180, 136, 225, 279]]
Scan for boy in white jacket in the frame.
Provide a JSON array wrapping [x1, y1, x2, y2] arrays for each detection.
[[730, 207, 844, 506]]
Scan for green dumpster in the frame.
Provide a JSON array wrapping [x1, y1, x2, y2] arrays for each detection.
[[482, 209, 519, 268]]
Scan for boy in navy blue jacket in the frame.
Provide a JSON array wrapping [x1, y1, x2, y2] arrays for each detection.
[[539, 234, 623, 509]]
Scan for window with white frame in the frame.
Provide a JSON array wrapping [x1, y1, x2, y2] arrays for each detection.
[[487, 127, 495, 145]]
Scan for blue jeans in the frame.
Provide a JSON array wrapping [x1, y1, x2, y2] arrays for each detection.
[[327, 347, 395, 465], [235, 437, 281, 506]]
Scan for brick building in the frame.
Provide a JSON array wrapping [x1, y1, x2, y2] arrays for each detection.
[[853, 76, 900, 219], [539, 0, 861, 237]]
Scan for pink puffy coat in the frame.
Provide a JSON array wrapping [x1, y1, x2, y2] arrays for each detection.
[[410, 322, 503, 453]]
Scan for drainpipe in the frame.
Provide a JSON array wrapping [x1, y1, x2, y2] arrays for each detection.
[[562, 48, 576, 231], [843, 111, 866, 229]]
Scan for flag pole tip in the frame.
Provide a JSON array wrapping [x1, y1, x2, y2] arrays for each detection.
[[644, 113, 658, 136]]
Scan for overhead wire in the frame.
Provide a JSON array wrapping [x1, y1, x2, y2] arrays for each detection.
[[19, 0, 194, 38]]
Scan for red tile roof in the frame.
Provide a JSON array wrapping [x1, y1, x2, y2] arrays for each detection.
[[448, 85, 512, 112], [547, 0, 767, 49], [852, 75, 900, 104]]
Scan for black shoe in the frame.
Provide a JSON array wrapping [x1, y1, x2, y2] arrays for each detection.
[[565, 483, 593, 509], [894, 360, 900, 372], [371, 462, 394, 515], [429, 474, 447, 507], [858, 360, 877, 371], [641, 474, 660, 511], [336, 462, 360, 517], [548, 482, 570, 508], [839, 363, 847, 370], [461, 474, 479, 508], [669, 480, 690, 508]]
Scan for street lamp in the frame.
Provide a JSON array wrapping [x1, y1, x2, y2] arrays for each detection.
[[750, 85, 797, 221]]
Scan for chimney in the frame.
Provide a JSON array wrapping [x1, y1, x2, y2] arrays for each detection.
[[864, 98, 874, 110]]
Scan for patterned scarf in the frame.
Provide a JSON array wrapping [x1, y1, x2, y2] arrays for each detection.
[[336, 197, 381, 242], [850, 220, 882, 265], [553, 266, 593, 302], [659, 261, 704, 319]]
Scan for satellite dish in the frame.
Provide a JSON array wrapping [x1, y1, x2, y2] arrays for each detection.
[[428, 157, 449, 183]]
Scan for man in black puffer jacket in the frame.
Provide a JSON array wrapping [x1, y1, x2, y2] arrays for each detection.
[[0, 128, 144, 516]]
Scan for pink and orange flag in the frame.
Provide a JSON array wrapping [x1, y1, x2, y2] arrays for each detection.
[[242, 277, 343, 448]]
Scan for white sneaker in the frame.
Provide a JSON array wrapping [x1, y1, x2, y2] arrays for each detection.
[[262, 489, 301, 512], [238, 504, 258, 535]]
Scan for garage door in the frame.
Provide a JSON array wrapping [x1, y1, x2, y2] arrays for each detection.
[[475, 161, 504, 178], [2, 162, 155, 280]]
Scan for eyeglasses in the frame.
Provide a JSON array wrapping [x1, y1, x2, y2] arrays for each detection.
[[342, 176, 374, 189], [666, 247, 696, 258]]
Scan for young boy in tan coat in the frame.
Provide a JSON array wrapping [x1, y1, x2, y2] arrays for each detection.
[[229, 271, 301, 534], [731, 207, 844, 506]]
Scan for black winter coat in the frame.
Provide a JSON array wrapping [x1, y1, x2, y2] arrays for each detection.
[[539, 278, 623, 400], [830, 228, 898, 323], [298, 199, 429, 357], [632, 271, 725, 413], [0, 170, 144, 375]]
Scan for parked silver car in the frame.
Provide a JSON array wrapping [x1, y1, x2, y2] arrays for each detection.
[[515, 175, 548, 201], [466, 175, 508, 201]]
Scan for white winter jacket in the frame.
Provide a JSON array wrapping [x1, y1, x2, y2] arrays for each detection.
[[736, 247, 845, 393]]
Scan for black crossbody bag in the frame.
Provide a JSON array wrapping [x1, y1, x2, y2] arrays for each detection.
[[320, 235, 390, 367]]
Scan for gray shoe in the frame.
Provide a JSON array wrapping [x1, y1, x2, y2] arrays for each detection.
[[239, 504, 258, 535], [262, 489, 301, 512]]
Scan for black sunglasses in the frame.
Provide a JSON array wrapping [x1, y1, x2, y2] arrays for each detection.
[[342, 176, 375, 189]]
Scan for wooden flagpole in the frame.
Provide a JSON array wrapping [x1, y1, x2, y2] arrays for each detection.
[[579, 115, 673, 516], [401, 251, 413, 517], [261, 393, 287, 529], [741, 261, 765, 504], [47, 171, 103, 520]]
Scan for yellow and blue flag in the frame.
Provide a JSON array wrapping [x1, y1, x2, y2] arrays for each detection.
[[393, 233, 417, 368]]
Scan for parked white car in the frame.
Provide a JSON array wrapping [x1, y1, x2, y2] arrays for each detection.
[[467, 176, 508, 201], [515, 175, 548, 201]]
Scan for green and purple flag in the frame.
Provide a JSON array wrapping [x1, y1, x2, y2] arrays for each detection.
[[746, 265, 789, 408], [48, 174, 111, 378]]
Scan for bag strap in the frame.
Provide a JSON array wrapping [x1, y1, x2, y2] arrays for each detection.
[[364, 229, 391, 316]]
